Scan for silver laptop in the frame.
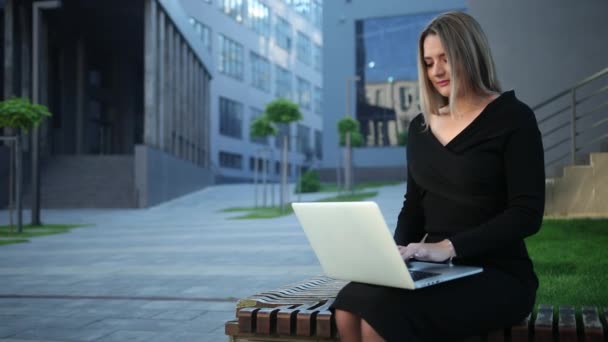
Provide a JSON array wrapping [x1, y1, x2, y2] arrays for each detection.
[[292, 201, 483, 290]]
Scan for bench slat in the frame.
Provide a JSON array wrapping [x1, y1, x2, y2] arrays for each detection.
[[296, 300, 333, 337], [558, 306, 577, 342], [237, 307, 260, 334], [276, 303, 313, 336], [316, 298, 335, 338], [534, 304, 554, 342], [581, 306, 603, 342]]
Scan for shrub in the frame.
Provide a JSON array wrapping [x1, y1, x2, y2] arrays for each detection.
[[296, 170, 321, 193]]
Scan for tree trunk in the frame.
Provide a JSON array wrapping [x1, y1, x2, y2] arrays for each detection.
[[280, 135, 288, 212], [344, 132, 352, 193]]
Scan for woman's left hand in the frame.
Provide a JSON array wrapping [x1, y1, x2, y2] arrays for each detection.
[[398, 239, 456, 263]]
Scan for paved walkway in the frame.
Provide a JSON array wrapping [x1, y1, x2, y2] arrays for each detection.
[[0, 183, 406, 341]]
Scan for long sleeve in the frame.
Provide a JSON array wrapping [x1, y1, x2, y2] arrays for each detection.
[[394, 167, 426, 245], [449, 110, 545, 257], [394, 120, 427, 246]]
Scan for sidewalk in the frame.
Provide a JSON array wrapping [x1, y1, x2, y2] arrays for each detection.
[[0, 183, 406, 342]]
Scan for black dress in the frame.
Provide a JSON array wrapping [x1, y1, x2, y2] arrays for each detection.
[[332, 91, 545, 341]]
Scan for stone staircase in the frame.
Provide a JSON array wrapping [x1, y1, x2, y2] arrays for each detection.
[[545, 152, 608, 217], [23, 155, 136, 208]]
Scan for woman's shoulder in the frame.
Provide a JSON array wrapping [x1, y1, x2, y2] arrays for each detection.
[[496, 90, 539, 129], [409, 113, 426, 131]]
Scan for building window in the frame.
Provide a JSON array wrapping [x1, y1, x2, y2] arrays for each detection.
[[297, 77, 312, 110], [296, 124, 311, 154], [248, 0, 271, 38], [275, 65, 292, 99], [218, 34, 244, 80], [219, 96, 243, 139], [189, 17, 212, 52], [250, 107, 269, 145], [314, 130, 322, 160], [313, 43, 322, 71], [311, 0, 322, 29], [291, 0, 311, 19], [221, 0, 246, 23], [250, 52, 271, 92], [219, 151, 243, 169], [313, 86, 322, 115], [275, 15, 292, 51], [296, 31, 311, 66]]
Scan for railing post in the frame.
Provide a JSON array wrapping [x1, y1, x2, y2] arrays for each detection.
[[571, 88, 577, 164]]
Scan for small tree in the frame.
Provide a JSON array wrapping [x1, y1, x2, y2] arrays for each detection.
[[0, 97, 51, 130], [0, 97, 52, 233], [250, 116, 277, 207], [264, 99, 302, 212], [337, 116, 361, 192]]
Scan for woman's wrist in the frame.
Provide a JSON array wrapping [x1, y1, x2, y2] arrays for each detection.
[[441, 239, 457, 258]]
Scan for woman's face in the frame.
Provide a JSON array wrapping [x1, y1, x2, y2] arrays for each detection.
[[423, 34, 451, 98]]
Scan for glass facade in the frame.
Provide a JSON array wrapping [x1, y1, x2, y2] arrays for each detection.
[[219, 96, 244, 139], [297, 77, 312, 110], [313, 86, 322, 115], [355, 12, 438, 146], [275, 65, 292, 99], [297, 124, 311, 154], [313, 43, 322, 72], [218, 34, 244, 80], [248, 0, 271, 37], [219, 151, 243, 169], [275, 15, 292, 51], [250, 52, 271, 92], [296, 31, 311, 66], [188, 17, 212, 52], [221, 0, 246, 23]]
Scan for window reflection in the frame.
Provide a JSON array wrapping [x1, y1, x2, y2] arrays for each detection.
[[355, 12, 440, 147]]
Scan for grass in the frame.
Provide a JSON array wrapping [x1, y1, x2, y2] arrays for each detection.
[[528, 218, 608, 307], [0, 224, 86, 246], [318, 181, 403, 193], [222, 191, 379, 220]]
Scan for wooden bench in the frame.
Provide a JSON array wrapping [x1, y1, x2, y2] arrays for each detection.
[[225, 276, 607, 342]]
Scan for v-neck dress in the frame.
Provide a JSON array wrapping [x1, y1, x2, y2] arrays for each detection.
[[332, 91, 546, 341]]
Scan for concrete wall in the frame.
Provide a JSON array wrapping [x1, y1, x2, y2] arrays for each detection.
[[135, 145, 214, 208], [468, 0, 608, 107], [322, 0, 466, 172]]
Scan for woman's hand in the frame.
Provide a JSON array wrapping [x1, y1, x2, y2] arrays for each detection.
[[398, 239, 456, 263]]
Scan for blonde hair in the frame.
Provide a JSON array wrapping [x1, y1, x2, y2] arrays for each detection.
[[417, 11, 501, 122]]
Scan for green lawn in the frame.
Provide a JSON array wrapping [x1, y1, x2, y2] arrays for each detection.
[[528, 219, 608, 307], [222, 191, 379, 219], [0, 224, 86, 246]]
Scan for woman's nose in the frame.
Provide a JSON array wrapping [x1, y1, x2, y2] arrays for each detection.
[[432, 63, 445, 77]]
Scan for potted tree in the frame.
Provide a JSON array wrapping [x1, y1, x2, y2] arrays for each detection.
[[264, 99, 302, 212], [0, 97, 52, 233], [250, 115, 277, 208]]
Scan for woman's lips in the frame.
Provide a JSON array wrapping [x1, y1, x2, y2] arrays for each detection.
[[437, 80, 450, 87]]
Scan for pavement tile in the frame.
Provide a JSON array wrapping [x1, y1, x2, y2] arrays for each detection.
[[92, 330, 159, 342], [11, 327, 114, 342], [0, 183, 406, 340]]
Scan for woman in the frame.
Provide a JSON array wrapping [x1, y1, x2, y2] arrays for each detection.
[[332, 11, 545, 342]]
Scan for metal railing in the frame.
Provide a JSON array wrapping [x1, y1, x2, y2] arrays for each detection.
[[533, 67, 608, 175]]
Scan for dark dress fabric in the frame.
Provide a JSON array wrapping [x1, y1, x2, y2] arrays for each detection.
[[332, 91, 545, 341]]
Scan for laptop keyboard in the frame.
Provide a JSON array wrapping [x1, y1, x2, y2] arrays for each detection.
[[409, 270, 439, 281]]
